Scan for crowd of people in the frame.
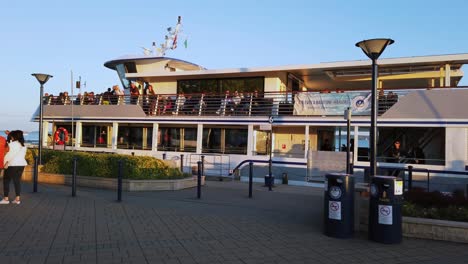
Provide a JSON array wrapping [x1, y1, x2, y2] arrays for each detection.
[[0, 130, 27, 205], [41, 81, 274, 116]]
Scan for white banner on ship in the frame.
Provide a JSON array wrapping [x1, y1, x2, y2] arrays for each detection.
[[293, 92, 372, 115]]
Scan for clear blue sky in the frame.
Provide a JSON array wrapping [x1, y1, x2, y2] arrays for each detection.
[[2, 0, 468, 131]]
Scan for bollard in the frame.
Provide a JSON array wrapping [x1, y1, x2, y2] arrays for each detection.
[[117, 160, 123, 202], [268, 158, 273, 191], [408, 166, 413, 191], [72, 157, 78, 197], [162, 153, 167, 160], [197, 161, 202, 199], [33, 156, 39, 193], [201, 155, 205, 176], [180, 154, 184, 172], [249, 162, 253, 198], [282, 172, 288, 184]]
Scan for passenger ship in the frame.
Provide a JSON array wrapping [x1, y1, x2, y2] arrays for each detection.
[[35, 51, 468, 189]]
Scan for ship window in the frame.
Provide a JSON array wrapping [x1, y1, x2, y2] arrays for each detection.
[[52, 123, 76, 147], [124, 62, 137, 73], [115, 64, 130, 89], [178, 77, 264, 94], [81, 124, 112, 148], [117, 124, 151, 150], [202, 127, 247, 154], [157, 127, 196, 152], [377, 127, 445, 166]]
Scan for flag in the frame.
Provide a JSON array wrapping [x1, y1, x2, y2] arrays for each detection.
[[184, 38, 188, 48]]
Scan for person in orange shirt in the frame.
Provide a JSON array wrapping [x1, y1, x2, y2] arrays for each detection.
[[0, 135, 7, 175]]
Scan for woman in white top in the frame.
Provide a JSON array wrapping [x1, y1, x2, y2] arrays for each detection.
[[1, 130, 27, 205]]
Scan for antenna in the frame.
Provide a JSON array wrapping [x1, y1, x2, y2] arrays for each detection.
[[150, 16, 184, 57]]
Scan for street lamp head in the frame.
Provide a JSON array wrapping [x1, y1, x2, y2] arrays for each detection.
[[32, 73, 53, 85], [355, 38, 394, 60]]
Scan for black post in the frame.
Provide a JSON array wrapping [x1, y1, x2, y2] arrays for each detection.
[[72, 157, 77, 197], [427, 170, 430, 192], [33, 156, 39, 193], [117, 160, 123, 202], [268, 130, 273, 191], [201, 155, 205, 176], [249, 161, 253, 198], [180, 154, 184, 172], [370, 59, 378, 178], [38, 84, 44, 165], [162, 153, 166, 160], [346, 108, 351, 174], [197, 161, 202, 199], [408, 165, 413, 191]]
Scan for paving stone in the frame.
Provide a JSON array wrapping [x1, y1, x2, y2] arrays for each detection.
[[0, 182, 468, 264]]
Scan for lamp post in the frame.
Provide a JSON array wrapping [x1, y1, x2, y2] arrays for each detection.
[[32, 73, 53, 165], [355, 39, 394, 178]]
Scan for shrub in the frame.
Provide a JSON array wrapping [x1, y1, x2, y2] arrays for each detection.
[[32, 149, 189, 180], [403, 188, 468, 222]]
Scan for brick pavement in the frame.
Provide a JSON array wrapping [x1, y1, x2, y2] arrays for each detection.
[[0, 181, 467, 264]]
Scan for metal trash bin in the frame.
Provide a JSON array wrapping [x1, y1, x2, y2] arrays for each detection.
[[369, 175, 403, 244], [324, 173, 354, 238], [264, 175, 275, 187]]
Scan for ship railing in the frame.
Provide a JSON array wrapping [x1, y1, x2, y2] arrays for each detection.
[[42, 87, 465, 117]]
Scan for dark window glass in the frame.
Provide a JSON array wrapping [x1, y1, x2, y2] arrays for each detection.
[[158, 127, 180, 151], [377, 127, 445, 166], [202, 128, 222, 153], [225, 129, 247, 154], [117, 125, 144, 149], [183, 128, 197, 152], [178, 77, 263, 94], [124, 62, 137, 73], [202, 127, 247, 154]]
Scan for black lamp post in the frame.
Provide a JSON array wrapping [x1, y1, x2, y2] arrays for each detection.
[[32, 73, 53, 165], [355, 39, 394, 177]]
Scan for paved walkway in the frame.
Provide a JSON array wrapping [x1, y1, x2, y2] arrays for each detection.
[[0, 181, 467, 264]]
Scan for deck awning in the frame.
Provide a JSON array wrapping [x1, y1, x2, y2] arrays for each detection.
[[382, 89, 468, 119]]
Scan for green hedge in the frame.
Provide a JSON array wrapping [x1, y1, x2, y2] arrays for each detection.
[[403, 202, 468, 222], [26, 149, 190, 180], [403, 188, 468, 222]]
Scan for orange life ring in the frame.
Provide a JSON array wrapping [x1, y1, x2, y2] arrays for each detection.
[[54, 127, 69, 145]]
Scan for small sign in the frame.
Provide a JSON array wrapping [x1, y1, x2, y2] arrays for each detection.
[[378, 205, 393, 225], [259, 124, 272, 131], [329, 201, 341, 220], [395, 181, 403, 195], [329, 186, 342, 199]]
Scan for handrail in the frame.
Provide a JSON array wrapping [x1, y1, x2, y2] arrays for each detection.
[[354, 164, 468, 192], [42, 87, 468, 117]]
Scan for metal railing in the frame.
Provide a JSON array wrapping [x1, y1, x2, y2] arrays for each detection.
[[42, 89, 418, 117]]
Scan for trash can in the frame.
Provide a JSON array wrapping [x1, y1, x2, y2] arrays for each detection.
[[324, 173, 354, 238], [264, 175, 275, 187], [368, 175, 403, 244]]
